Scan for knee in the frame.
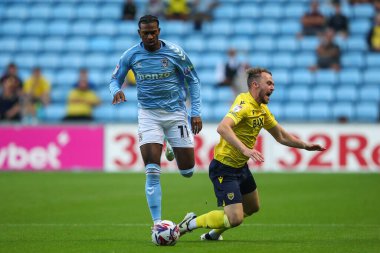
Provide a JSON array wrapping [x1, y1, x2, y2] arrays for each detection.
[[226, 213, 244, 228], [245, 204, 260, 216]]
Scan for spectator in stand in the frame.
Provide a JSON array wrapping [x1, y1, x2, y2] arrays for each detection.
[[374, 0, 380, 13], [146, 0, 165, 18], [328, 0, 349, 38], [122, 0, 137, 20], [63, 69, 101, 121], [165, 0, 190, 20], [367, 13, 380, 52], [309, 29, 341, 72], [191, 0, 219, 30], [216, 48, 241, 89], [22, 67, 50, 123], [298, 0, 326, 38], [0, 76, 22, 122], [0, 62, 23, 93]]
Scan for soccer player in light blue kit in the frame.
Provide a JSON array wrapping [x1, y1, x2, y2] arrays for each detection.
[[109, 15, 202, 226]]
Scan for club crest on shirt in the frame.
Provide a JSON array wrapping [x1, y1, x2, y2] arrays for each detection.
[[233, 105, 243, 113], [227, 193, 234, 200], [161, 58, 169, 68]]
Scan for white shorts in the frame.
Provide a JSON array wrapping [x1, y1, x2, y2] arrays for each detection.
[[138, 108, 194, 148]]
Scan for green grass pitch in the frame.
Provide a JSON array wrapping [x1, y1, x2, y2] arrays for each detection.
[[0, 172, 379, 253]]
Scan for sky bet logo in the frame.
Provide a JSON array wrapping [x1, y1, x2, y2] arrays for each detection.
[[136, 71, 173, 80]]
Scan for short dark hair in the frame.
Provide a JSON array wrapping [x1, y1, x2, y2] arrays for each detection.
[[246, 67, 272, 88], [138, 15, 159, 28]]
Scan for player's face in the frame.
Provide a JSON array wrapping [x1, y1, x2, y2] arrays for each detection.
[[257, 72, 275, 104], [138, 22, 161, 52]]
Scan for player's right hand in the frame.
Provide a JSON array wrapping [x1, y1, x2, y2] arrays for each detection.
[[112, 91, 126, 104]]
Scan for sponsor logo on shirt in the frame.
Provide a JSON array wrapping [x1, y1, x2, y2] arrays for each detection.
[[136, 71, 174, 80]]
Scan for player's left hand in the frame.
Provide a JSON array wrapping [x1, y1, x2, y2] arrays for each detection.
[[191, 116, 202, 135], [305, 143, 326, 151]]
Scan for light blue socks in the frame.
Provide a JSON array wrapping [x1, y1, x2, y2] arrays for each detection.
[[145, 163, 162, 224]]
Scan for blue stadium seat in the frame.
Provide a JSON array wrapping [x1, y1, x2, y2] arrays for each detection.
[[352, 4, 375, 19], [28, 4, 52, 19], [201, 86, 217, 104], [237, 4, 259, 18], [270, 85, 286, 102], [85, 53, 108, 69], [230, 36, 253, 51], [0, 54, 12, 69], [24, 20, 47, 36], [95, 21, 118, 36], [1, 21, 24, 36], [43, 37, 66, 52], [113, 36, 139, 52], [198, 53, 223, 70], [311, 86, 334, 102], [89, 37, 113, 52], [205, 36, 229, 52], [308, 102, 332, 121], [300, 37, 319, 51], [338, 68, 361, 85], [271, 69, 290, 85], [351, 18, 372, 36], [341, 52, 364, 68], [355, 102, 379, 122], [365, 53, 380, 67], [295, 52, 316, 67], [249, 53, 272, 68], [56, 70, 78, 86], [5, 4, 28, 20], [347, 37, 368, 51], [201, 103, 216, 122], [37, 53, 61, 70], [267, 102, 283, 121], [115, 104, 138, 122], [233, 20, 257, 35], [161, 21, 191, 36], [0, 38, 18, 52], [76, 4, 98, 19], [359, 85, 380, 102], [214, 4, 237, 19], [332, 102, 355, 121], [66, 37, 89, 52], [287, 85, 311, 102], [99, 4, 121, 19], [315, 70, 338, 85], [213, 102, 232, 122], [363, 69, 380, 85], [257, 20, 280, 35], [61, 53, 85, 69], [283, 102, 307, 121], [93, 104, 116, 122], [276, 36, 299, 51], [278, 19, 302, 36], [284, 4, 306, 18], [205, 21, 234, 35], [90, 70, 109, 87], [52, 4, 76, 19], [335, 86, 358, 102], [117, 22, 139, 36], [251, 37, 275, 51], [291, 69, 314, 86], [262, 4, 283, 18], [217, 87, 235, 103], [71, 21, 94, 36], [197, 69, 216, 86], [41, 104, 66, 122], [48, 21, 70, 36], [123, 87, 138, 103], [183, 35, 206, 53], [19, 37, 42, 52], [96, 89, 114, 102], [14, 54, 36, 69], [51, 87, 70, 103], [272, 53, 295, 68]]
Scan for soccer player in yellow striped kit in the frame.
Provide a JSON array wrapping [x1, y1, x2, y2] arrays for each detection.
[[178, 67, 326, 240]]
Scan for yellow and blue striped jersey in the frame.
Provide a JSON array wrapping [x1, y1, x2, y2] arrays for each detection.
[[214, 92, 278, 168]]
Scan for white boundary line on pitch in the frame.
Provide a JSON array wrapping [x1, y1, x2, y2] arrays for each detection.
[[1, 223, 379, 228]]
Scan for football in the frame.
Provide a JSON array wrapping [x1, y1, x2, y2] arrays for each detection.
[[151, 220, 180, 246]]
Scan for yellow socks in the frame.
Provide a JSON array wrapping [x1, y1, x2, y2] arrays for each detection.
[[195, 210, 231, 229]]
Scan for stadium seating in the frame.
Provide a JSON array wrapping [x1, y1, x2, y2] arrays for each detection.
[[0, 0, 378, 123]]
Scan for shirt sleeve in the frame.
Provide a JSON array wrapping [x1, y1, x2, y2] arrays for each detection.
[[263, 105, 278, 130], [225, 96, 246, 125], [109, 51, 130, 97]]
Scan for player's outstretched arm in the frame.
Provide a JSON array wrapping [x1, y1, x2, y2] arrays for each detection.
[[112, 91, 127, 105], [217, 117, 264, 162], [267, 124, 326, 151]]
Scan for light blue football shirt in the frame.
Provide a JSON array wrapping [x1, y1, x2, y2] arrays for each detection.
[[109, 40, 201, 117]]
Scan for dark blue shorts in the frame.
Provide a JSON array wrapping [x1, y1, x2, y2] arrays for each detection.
[[209, 159, 257, 207]]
